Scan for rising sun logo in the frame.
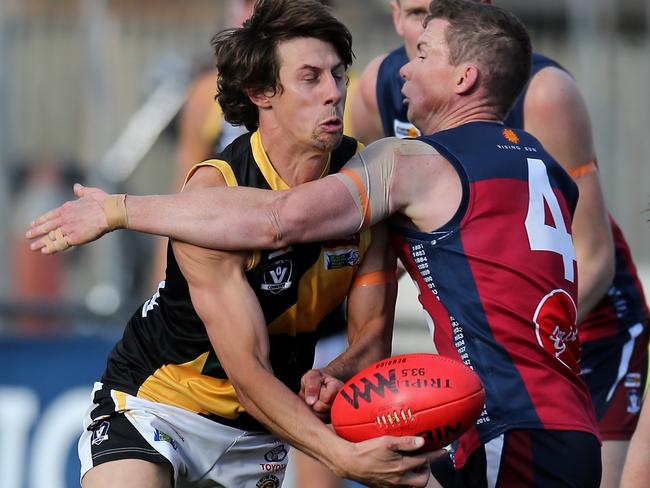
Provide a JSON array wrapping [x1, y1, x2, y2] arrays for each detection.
[[502, 128, 519, 144]]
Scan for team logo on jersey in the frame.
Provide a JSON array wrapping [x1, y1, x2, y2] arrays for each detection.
[[627, 389, 641, 414], [91, 421, 110, 446], [264, 444, 288, 462], [393, 119, 420, 138], [532, 289, 580, 373], [324, 249, 359, 270], [502, 128, 519, 144], [261, 260, 293, 293], [256, 474, 280, 488]]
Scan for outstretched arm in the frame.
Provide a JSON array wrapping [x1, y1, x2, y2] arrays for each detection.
[[27, 138, 444, 255], [27, 138, 420, 253], [27, 174, 362, 253]]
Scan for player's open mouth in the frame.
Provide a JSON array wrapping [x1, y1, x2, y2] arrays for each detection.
[[320, 117, 343, 132]]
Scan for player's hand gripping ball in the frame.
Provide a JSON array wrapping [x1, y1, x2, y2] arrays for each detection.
[[331, 353, 484, 451]]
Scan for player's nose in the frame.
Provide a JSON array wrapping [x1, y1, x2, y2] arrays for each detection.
[[400, 60, 413, 81], [323, 73, 344, 106]]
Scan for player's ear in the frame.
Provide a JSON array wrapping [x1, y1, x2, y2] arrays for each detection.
[[453, 63, 479, 95], [247, 88, 272, 109]]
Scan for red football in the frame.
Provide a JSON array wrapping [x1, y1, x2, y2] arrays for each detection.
[[331, 353, 484, 451]]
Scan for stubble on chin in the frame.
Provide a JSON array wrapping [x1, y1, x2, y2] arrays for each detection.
[[312, 129, 343, 152]]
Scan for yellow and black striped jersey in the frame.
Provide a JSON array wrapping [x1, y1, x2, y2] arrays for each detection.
[[101, 131, 369, 431]]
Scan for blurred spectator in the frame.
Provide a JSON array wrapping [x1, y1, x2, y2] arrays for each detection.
[[9, 161, 81, 333]]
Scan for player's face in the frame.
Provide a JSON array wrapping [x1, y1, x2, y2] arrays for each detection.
[[399, 19, 454, 133], [391, 0, 429, 61], [269, 37, 347, 152]]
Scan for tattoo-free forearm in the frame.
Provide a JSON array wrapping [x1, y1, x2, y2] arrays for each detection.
[[126, 178, 361, 250]]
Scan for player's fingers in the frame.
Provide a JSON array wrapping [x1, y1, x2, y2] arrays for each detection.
[[29, 236, 47, 252], [385, 435, 425, 453], [37, 227, 70, 254], [425, 449, 449, 466], [27, 209, 60, 236], [26, 215, 63, 240], [311, 399, 332, 415], [318, 378, 343, 406], [398, 462, 431, 487], [73, 183, 87, 197], [300, 370, 324, 405]]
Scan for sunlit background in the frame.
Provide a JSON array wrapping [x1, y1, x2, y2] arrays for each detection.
[[0, 1, 648, 487]]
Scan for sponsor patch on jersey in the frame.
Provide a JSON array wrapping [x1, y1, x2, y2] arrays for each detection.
[[624, 372, 642, 388], [256, 474, 280, 488], [393, 119, 420, 138], [91, 421, 110, 446], [261, 260, 293, 293], [324, 249, 359, 270], [264, 444, 288, 462], [154, 429, 179, 450]]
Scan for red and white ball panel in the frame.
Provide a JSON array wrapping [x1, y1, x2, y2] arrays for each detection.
[[331, 353, 485, 451]]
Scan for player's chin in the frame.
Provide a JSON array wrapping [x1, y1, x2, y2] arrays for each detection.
[[314, 130, 343, 152]]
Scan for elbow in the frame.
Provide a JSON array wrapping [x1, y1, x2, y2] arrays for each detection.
[[264, 192, 304, 249]]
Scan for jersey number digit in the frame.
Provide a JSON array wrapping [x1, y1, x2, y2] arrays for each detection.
[[524, 158, 576, 282]]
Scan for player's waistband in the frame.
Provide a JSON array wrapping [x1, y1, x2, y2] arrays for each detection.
[[91, 382, 269, 434]]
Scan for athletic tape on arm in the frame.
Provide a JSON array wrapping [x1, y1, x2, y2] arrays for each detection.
[[331, 137, 435, 229], [102, 194, 129, 230]]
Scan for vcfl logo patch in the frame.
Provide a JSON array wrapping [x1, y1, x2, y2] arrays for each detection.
[[261, 260, 292, 294], [91, 421, 110, 446]]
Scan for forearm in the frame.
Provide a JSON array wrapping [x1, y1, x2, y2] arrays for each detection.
[[126, 177, 361, 250], [572, 177, 615, 323], [576, 245, 615, 323], [323, 328, 392, 382], [126, 189, 283, 250], [232, 359, 350, 474]]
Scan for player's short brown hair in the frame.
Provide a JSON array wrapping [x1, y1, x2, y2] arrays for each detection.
[[425, 0, 531, 118], [212, 0, 352, 131]]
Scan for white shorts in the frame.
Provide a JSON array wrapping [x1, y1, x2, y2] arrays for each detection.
[[78, 383, 288, 487]]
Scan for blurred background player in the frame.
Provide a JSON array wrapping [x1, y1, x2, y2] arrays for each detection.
[[350, 2, 649, 486], [348, 0, 425, 144], [503, 28, 649, 488]]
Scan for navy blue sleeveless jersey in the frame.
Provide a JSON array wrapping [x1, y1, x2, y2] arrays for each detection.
[[504, 52, 649, 342], [376, 46, 420, 138], [390, 122, 598, 467]]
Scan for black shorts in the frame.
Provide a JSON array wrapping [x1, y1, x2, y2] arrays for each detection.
[[83, 409, 171, 469], [431, 429, 601, 488]]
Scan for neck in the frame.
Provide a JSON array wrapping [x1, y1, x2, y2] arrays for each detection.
[[257, 124, 329, 187], [421, 98, 502, 134]]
